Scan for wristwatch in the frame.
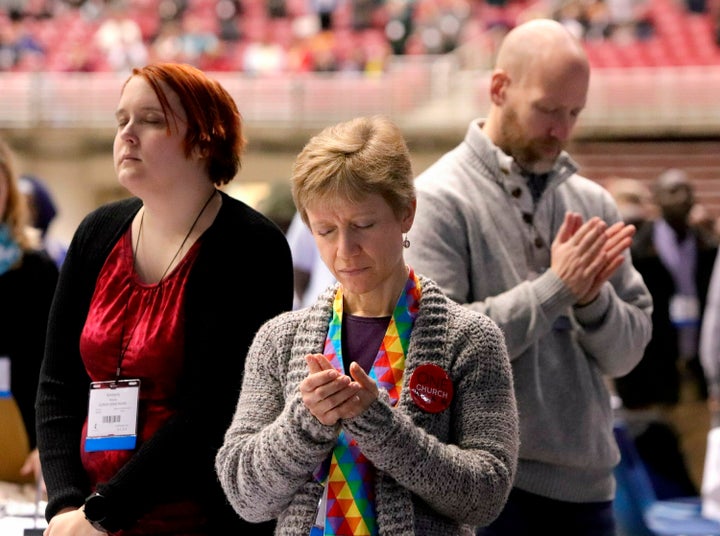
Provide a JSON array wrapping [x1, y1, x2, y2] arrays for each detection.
[[83, 492, 109, 532]]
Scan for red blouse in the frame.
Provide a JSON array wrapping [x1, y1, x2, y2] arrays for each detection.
[[79, 226, 205, 535]]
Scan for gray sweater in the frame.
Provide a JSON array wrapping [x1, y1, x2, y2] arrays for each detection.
[[405, 120, 653, 503], [216, 276, 519, 535]]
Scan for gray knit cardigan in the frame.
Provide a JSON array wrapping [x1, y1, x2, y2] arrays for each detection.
[[216, 275, 519, 535]]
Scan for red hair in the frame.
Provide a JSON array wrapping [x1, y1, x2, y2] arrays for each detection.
[[126, 63, 246, 185]]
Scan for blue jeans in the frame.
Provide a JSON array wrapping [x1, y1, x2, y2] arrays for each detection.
[[476, 487, 616, 536]]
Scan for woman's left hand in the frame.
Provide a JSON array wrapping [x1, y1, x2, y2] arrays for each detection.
[[301, 355, 378, 425], [347, 361, 379, 417]]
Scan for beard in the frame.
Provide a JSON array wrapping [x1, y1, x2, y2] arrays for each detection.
[[499, 107, 564, 174]]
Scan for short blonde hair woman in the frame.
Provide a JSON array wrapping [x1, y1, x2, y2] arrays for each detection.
[[217, 116, 519, 536]]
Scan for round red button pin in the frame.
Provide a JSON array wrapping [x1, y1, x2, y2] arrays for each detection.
[[409, 363, 453, 413]]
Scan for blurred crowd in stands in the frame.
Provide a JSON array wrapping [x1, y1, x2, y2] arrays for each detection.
[[0, 0, 718, 73]]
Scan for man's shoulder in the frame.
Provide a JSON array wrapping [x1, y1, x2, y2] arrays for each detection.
[[562, 169, 604, 191], [416, 278, 505, 347], [562, 172, 619, 210], [415, 149, 494, 197]]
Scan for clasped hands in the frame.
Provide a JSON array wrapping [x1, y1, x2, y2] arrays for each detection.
[[551, 212, 636, 306], [299, 354, 379, 426]]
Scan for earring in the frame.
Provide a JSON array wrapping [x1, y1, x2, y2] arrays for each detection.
[[403, 235, 410, 248]]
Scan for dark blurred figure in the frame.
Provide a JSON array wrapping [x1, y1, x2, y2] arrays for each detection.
[[617, 169, 717, 407], [19, 174, 68, 268], [266, 0, 286, 18], [0, 9, 45, 71], [312, 0, 338, 30], [255, 181, 296, 234], [216, 0, 244, 41], [613, 169, 718, 499]]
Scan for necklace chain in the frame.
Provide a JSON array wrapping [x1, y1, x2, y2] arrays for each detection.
[[133, 189, 217, 284]]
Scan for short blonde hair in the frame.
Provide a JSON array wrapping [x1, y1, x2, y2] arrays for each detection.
[[291, 116, 415, 225]]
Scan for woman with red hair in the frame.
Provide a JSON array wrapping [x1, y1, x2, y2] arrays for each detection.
[[37, 63, 293, 535]]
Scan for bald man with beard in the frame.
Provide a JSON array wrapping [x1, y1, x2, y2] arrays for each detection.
[[405, 19, 653, 535]]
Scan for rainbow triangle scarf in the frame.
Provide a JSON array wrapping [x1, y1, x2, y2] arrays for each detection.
[[311, 268, 421, 536]]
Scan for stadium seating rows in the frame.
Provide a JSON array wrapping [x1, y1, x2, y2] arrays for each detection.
[[0, 0, 718, 72]]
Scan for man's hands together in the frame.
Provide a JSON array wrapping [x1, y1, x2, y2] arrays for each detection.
[[551, 212, 635, 306]]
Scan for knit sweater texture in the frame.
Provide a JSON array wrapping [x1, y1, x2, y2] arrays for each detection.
[[405, 120, 653, 503], [215, 276, 519, 535], [36, 191, 293, 533]]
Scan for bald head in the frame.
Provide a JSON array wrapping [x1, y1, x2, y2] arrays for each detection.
[[495, 19, 589, 84], [483, 18, 590, 173]]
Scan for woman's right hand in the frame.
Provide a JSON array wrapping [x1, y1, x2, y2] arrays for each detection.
[[44, 508, 106, 536]]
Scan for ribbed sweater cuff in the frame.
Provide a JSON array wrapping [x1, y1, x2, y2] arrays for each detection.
[[573, 284, 611, 328], [532, 270, 575, 319]]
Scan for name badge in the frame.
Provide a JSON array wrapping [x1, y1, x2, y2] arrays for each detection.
[[85, 379, 140, 452], [0, 356, 10, 398], [669, 294, 700, 327]]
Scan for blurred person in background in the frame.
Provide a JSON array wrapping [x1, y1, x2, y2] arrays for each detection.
[[605, 0, 655, 42], [0, 9, 45, 71], [93, 0, 149, 72], [19, 173, 68, 268], [241, 23, 288, 76], [617, 168, 717, 407], [608, 174, 701, 500], [604, 176, 656, 226], [689, 201, 720, 244], [285, 210, 336, 310], [405, 19, 652, 535], [36, 62, 293, 535], [174, 13, 221, 69], [255, 180, 296, 234], [255, 181, 339, 309], [0, 136, 58, 485], [311, 0, 338, 31], [216, 115, 519, 535]]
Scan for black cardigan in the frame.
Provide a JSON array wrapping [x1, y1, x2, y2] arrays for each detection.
[[0, 248, 58, 449], [36, 191, 293, 533]]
